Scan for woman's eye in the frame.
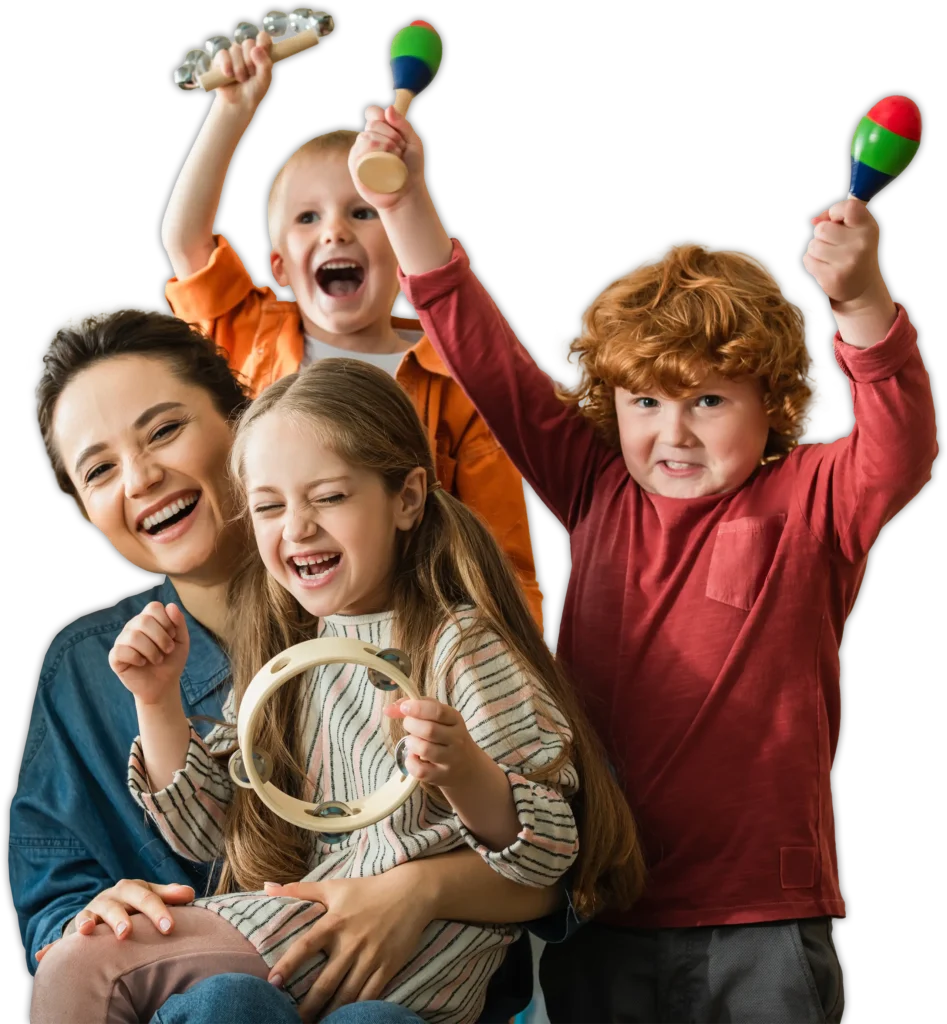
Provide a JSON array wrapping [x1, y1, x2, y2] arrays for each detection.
[[696, 395, 724, 408], [298, 211, 319, 224], [353, 207, 378, 220], [150, 421, 183, 443], [85, 462, 113, 484]]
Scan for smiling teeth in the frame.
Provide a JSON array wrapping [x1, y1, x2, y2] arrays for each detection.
[[142, 495, 198, 531], [319, 260, 359, 270], [292, 554, 338, 566]]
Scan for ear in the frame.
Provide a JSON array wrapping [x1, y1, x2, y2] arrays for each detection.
[[271, 249, 289, 287], [394, 467, 428, 531]]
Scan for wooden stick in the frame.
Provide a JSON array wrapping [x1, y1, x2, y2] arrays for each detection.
[[355, 89, 416, 194], [198, 29, 320, 91]]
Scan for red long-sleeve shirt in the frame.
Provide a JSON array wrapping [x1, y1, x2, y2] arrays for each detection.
[[400, 241, 937, 928]]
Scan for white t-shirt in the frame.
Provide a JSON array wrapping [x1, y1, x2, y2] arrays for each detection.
[[301, 328, 423, 378]]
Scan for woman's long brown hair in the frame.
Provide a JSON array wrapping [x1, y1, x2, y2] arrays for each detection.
[[218, 359, 645, 916]]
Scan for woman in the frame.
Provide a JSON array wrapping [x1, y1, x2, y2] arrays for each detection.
[[10, 310, 569, 1023]]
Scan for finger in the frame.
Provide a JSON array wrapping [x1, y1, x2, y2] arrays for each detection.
[[110, 881, 183, 933], [230, 43, 248, 81], [385, 106, 422, 149], [361, 130, 403, 154], [165, 604, 190, 652], [805, 239, 835, 265], [35, 941, 57, 963], [364, 104, 387, 125], [136, 614, 177, 655], [813, 220, 847, 245], [355, 966, 391, 1003], [268, 928, 332, 990], [73, 909, 101, 935], [216, 48, 234, 78], [828, 198, 867, 224], [125, 629, 166, 665], [110, 645, 147, 671], [297, 958, 351, 1020], [403, 751, 446, 782], [403, 737, 449, 764], [84, 899, 133, 939], [810, 209, 832, 225], [401, 716, 456, 743], [263, 880, 326, 903], [317, 962, 376, 1019], [399, 698, 456, 724], [143, 601, 176, 634]]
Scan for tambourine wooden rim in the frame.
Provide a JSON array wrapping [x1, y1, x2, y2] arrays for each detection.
[[230, 637, 420, 834]]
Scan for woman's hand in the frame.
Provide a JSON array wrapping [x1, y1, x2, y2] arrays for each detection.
[[34, 879, 195, 962], [262, 867, 435, 1021], [109, 602, 189, 706]]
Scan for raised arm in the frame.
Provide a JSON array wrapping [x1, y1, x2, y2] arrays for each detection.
[[797, 200, 938, 560], [162, 36, 273, 279], [349, 107, 611, 530]]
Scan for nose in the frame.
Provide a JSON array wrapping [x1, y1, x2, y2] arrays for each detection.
[[657, 404, 696, 447], [319, 210, 353, 246], [123, 453, 163, 499], [283, 504, 319, 545]]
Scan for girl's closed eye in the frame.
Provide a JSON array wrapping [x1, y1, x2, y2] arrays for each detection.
[[252, 502, 284, 515], [315, 493, 346, 506]]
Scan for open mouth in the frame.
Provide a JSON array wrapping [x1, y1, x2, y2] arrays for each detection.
[[140, 493, 201, 535], [315, 259, 365, 298], [291, 552, 342, 580]]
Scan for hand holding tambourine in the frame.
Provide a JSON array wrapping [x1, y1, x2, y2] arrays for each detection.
[[109, 602, 190, 706]]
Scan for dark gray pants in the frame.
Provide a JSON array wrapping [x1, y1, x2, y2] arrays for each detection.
[[539, 917, 843, 1023]]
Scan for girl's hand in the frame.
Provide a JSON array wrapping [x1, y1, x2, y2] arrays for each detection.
[[384, 697, 482, 787], [34, 880, 195, 962], [804, 199, 888, 309], [211, 32, 274, 114], [349, 104, 427, 211], [109, 602, 189, 706], [263, 870, 433, 1021]]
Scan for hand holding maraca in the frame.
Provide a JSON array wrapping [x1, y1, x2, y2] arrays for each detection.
[[349, 106, 425, 211]]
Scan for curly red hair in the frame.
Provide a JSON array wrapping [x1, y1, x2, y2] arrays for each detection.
[[559, 245, 813, 460]]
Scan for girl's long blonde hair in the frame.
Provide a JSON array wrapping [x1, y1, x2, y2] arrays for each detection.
[[219, 359, 645, 916]]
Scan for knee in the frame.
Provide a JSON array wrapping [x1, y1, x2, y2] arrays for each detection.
[[154, 974, 300, 1024], [323, 1002, 425, 1024]]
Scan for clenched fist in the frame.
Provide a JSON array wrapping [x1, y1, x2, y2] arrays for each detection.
[[109, 602, 189, 706]]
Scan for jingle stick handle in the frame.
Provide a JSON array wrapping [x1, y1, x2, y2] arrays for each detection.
[[198, 28, 320, 91]]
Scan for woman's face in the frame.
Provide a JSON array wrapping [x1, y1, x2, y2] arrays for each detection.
[[52, 355, 241, 581]]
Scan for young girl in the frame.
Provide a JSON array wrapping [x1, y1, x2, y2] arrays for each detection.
[[33, 359, 642, 1024]]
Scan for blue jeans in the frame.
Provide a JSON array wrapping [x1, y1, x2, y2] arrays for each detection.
[[151, 973, 425, 1023]]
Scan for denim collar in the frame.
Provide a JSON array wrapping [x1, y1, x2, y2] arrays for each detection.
[[158, 578, 231, 706]]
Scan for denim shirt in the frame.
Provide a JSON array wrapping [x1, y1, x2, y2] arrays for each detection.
[[8, 575, 581, 995], [8, 578, 228, 972]]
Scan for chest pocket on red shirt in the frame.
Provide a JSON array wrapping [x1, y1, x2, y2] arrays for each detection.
[[706, 515, 787, 611]]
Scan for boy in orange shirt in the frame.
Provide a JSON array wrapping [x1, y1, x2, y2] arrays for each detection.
[[161, 32, 542, 623]]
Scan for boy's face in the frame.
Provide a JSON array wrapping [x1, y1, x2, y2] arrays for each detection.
[[615, 373, 772, 498], [270, 150, 401, 343]]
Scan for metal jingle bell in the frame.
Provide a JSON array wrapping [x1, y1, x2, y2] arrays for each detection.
[[228, 748, 275, 787], [367, 648, 412, 692], [204, 35, 231, 58], [289, 8, 317, 31], [174, 63, 199, 90], [307, 800, 351, 843], [233, 22, 259, 44], [394, 737, 411, 777], [311, 12, 334, 36], [262, 10, 289, 36]]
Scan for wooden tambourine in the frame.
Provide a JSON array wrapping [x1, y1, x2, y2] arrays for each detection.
[[228, 637, 420, 836]]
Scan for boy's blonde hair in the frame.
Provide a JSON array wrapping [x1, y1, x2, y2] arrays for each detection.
[[218, 359, 646, 916], [267, 130, 358, 247], [560, 245, 813, 460]]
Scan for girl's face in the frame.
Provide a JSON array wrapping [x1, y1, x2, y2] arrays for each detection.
[[243, 411, 426, 617], [52, 355, 241, 580]]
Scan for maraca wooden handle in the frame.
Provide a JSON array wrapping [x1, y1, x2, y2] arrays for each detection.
[[198, 28, 320, 91]]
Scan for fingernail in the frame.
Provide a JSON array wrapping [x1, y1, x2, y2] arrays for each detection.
[[116, 922, 128, 937], [269, 973, 284, 988], [159, 918, 172, 933]]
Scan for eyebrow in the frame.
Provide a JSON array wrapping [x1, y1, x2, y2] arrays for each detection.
[[72, 402, 187, 475], [249, 475, 351, 495]]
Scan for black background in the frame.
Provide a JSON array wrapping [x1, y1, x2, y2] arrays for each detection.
[[12, 4, 937, 1019]]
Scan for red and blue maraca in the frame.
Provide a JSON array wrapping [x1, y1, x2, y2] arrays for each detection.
[[849, 95, 921, 201]]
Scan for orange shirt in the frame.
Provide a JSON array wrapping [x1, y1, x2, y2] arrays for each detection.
[[166, 236, 542, 625]]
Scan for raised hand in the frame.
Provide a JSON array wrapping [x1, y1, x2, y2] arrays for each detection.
[[212, 31, 274, 112], [349, 105, 426, 211], [109, 602, 190, 707]]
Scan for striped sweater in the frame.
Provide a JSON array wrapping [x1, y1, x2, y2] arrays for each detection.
[[128, 607, 579, 1024]]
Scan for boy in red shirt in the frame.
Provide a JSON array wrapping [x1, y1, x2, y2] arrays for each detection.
[[345, 107, 937, 1022]]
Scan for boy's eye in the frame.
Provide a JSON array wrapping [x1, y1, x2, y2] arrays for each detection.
[[352, 207, 378, 221], [696, 395, 724, 408], [632, 397, 660, 409], [298, 211, 319, 224]]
